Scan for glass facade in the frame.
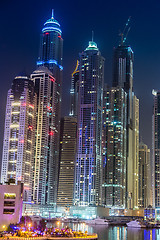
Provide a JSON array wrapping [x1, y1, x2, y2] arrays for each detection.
[[153, 91, 160, 208], [74, 41, 104, 206], [102, 87, 127, 208], [30, 67, 57, 205], [34, 12, 63, 205], [111, 43, 139, 209]]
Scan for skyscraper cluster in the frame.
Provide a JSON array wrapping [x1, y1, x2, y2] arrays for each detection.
[[0, 11, 155, 213]]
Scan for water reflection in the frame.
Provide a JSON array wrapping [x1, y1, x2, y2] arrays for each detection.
[[49, 222, 160, 240]]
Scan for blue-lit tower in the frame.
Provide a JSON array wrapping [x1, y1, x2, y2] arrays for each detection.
[[111, 39, 139, 209], [37, 10, 63, 73], [74, 41, 105, 206], [35, 11, 63, 205]]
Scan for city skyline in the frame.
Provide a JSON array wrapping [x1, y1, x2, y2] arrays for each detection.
[[0, 0, 160, 222], [0, 1, 160, 159]]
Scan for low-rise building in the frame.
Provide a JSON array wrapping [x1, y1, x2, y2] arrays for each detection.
[[0, 181, 23, 230]]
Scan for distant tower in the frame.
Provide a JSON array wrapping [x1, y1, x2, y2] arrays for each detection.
[[1, 75, 36, 202], [152, 90, 160, 208], [57, 116, 77, 206], [35, 11, 63, 204], [139, 141, 151, 208], [31, 67, 57, 205], [74, 40, 105, 206]]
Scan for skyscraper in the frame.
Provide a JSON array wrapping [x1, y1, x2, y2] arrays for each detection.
[[74, 40, 104, 206], [57, 116, 77, 206], [152, 90, 160, 208], [33, 11, 63, 205], [111, 40, 139, 209], [138, 141, 151, 208], [102, 87, 127, 208], [131, 95, 139, 208], [31, 67, 57, 205], [1, 75, 36, 202], [113, 45, 133, 93]]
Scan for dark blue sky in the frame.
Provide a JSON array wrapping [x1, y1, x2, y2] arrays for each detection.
[[0, 0, 160, 156]]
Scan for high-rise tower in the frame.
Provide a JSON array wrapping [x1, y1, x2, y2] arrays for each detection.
[[102, 87, 127, 208], [1, 75, 36, 202], [74, 40, 105, 206], [153, 90, 160, 208], [33, 11, 63, 205], [37, 10, 63, 75], [138, 141, 151, 208], [57, 116, 77, 206], [106, 26, 139, 209]]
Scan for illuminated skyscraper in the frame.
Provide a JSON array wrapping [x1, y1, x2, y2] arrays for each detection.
[[131, 95, 139, 208], [113, 45, 133, 93], [111, 41, 139, 209], [33, 11, 63, 205], [138, 141, 151, 208], [152, 90, 160, 208], [57, 116, 77, 206], [102, 87, 127, 208], [1, 75, 36, 202], [74, 40, 104, 206], [31, 67, 57, 205]]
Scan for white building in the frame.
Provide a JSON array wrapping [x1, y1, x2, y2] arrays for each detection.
[[1, 75, 36, 202]]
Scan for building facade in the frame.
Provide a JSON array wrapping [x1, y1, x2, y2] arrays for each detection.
[[57, 116, 77, 206], [0, 181, 23, 230], [112, 43, 139, 209], [138, 141, 151, 208], [153, 90, 160, 208], [70, 60, 79, 117], [102, 87, 127, 208], [34, 12, 63, 205], [30, 67, 57, 205], [1, 75, 36, 202], [74, 41, 104, 206]]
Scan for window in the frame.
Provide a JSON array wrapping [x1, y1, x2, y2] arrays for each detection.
[[4, 193, 16, 199], [4, 201, 15, 207], [3, 208, 15, 214]]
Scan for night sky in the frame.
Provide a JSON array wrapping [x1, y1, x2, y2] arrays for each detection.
[[0, 0, 160, 160]]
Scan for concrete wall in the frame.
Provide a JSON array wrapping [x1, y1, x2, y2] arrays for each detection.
[[0, 182, 23, 230]]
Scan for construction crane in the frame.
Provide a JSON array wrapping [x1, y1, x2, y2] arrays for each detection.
[[119, 16, 131, 46]]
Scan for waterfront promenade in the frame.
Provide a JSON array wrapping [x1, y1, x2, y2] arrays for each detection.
[[0, 236, 98, 240]]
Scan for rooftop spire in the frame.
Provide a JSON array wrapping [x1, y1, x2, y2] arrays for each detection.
[[51, 9, 54, 19], [92, 30, 94, 42]]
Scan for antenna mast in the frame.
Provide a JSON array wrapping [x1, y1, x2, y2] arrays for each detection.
[[52, 9, 54, 19], [92, 30, 94, 42]]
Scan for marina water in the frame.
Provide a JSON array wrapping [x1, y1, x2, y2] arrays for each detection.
[[51, 222, 160, 240]]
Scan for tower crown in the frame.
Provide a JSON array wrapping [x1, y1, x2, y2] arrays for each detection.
[[42, 10, 62, 35], [85, 41, 98, 51]]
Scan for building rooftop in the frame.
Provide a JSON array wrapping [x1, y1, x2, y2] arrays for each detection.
[[85, 41, 99, 51], [42, 10, 62, 35]]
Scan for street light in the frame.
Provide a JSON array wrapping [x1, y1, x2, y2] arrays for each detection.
[[28, 223, 32, 231], [2, 225, 6, 230], [57, 221, 60, 227]]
